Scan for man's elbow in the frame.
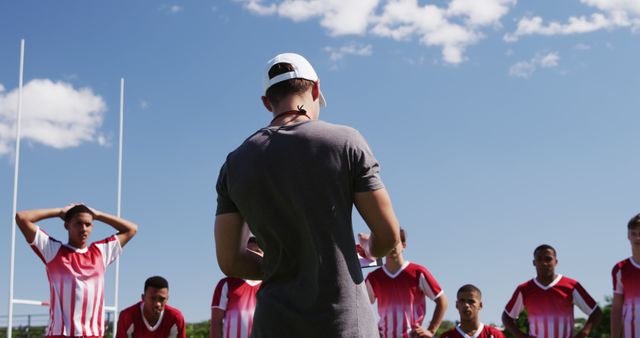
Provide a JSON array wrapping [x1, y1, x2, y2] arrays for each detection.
[[15, 212, 27, 227]]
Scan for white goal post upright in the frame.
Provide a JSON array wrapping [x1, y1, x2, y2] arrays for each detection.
[[7, 37, 26, 338]]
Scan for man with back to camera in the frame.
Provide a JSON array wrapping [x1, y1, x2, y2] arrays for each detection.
[[116, 276, 186, 338], [611, 213, 640, 338], [214, 52, 401, 337], [439, 284, 505, 338], [502, 244, 602, 338], [365, 228, 448, 338], [15, 203, 138, 338], [211, 236, 262, 338]]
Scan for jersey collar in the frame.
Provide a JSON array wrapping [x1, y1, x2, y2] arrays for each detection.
[[630, 257, 640, 269], [455, 323, 485, 338], [383, 261, 410, 279], [533, 274, 563, 290]]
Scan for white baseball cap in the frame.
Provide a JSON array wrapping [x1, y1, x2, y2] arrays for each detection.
[[263, 53, 327, 107]]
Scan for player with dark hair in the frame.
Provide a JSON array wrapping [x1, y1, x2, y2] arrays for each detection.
[[15, 203, 137, 337], [611, 213, 640, 338], [214, 52, 401, 337], [116, 276, 185, 338], [365, 228, 448, 338], [440, 284, 505, 338], [502, 244, 602, 338], [211, 236, 262, 338]]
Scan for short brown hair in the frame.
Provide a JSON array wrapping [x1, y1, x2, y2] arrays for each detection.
[[457, 284, 482, 298], [628, 213, 640, 230], [265, 63, 314, 108]]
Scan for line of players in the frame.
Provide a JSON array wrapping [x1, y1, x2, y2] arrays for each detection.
[[213, 213, 640, 338], [14, 204, 640, 338]]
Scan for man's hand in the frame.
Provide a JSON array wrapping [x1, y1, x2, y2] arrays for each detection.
[[59, 203, 80, 220], [410, 326, 435, 338], [357, 233, 373, 258]]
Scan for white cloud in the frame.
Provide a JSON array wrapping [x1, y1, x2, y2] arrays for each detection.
[[239, 0, 516, 64], [0, 79, 107, 156], [509, 52, 560, 78], [0, 84, 5, 92], [140, 100, 150, 109], [574, 43, 591, 50], [324, 43, 373, 61], [160, 4, 183, 14], [505, 0, 640, 41]]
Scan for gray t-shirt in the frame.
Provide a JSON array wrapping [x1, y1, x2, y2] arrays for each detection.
[[216, 119, 383, 337]]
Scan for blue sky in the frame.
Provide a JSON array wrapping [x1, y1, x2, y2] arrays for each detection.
[[1, 0, 639, 326]]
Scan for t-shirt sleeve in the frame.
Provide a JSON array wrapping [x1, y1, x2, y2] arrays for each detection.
[[177, 310, 186, 338], [115, 309, 130, 338], [418, 268, 443, 300], [215, 162, 240, 215], [349, 130, 384, 193], [94, 235, 122, 267], [573, 281, 598, 315], [612, 263, 624, 294], [490, 326, 506, 338], [211, 279, 229, 310], [29, 227, 62, 263], [504, 287, 524, 319]]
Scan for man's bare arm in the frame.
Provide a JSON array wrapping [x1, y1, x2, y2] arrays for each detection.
[[88, 207, 138, 247], [354, 188, 401, 258], [426, 293, 448, 336], [214, 213, 263, 280], [15, 206, 74, 243], [575, 306, 602, 338], [502, 311, 535, 338], [611, 293, 624, 338], [211, 308, 225, 338]]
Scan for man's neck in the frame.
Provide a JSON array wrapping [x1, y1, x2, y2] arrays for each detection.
[[384, 255, 405, 274], [536, 273, 557, 286], [459, 319, 482, 335], [632, 246, 640, 263], [270, 99, 318, 126], [143, 307, 161, 326]]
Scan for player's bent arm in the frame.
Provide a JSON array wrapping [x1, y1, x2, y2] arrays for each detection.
[[575, 306, 602, 338], [502, 311, 533, 338], [214, 213, 263, 280], [427, 293, 448, 334], [354, 188, 401, 258], [90, 208, 138, 247], [611, 293, 624, 338], [15, 207, 65, 243], [211, 308, 225, 338]]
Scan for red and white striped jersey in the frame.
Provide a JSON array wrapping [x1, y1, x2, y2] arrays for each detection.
[[612, 257, 640, 338], [440, 323, 505, 338], [504, 274, 598, 338], [365, 261, 443, 338], [30, 226, 121, 337], [211, 277, 261, 338], [116, 302, 185, 338]]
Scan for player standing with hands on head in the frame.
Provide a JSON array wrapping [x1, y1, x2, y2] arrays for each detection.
[[15, 203, 137, 338], [214, 52, 401, 337], [502, 244, 602, 338], [364, 228, 448, 338], [611, 213, 640, 338]]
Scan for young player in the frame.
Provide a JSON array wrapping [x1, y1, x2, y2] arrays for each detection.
[[611, 213, 640, 338], [502, 244, 602, 338], [116, 276, 185, 338], [211, 237, 262, 338], [365, 228, 448, 338], [440, 284, 505, 338], [15, 203, 137, 338]]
